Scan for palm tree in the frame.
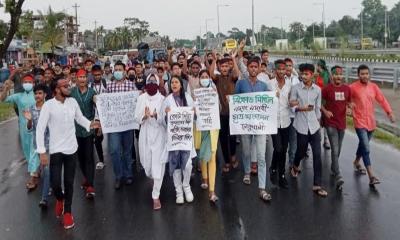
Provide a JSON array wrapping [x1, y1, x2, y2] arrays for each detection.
[[37, 6, 65, 56], [105, 30, 122, 50]]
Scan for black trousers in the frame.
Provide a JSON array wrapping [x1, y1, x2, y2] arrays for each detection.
[[271, 126, 290, 175], [77, 136, 95, 187], [94, 129, 104, 163], [50, 152, 77, 213], [294, 130, 322, 186], [219, 115, 236, 164]]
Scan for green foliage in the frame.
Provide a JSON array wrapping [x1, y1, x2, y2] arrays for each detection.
[[16, 10, 34, 39], [0, 102, 14, 122], [37, 6, 65, 54]]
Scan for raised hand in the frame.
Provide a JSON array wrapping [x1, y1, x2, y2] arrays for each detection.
[[23, 110, 32, 121]]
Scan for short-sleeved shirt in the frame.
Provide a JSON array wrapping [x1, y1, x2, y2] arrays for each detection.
[[234, 78, 269, 94], [29, 105, 49, 150], [322, 83, 351, 130], [290, 82, 322, 135], [71, 87, 96, 138], [213, 74, 238, 116]]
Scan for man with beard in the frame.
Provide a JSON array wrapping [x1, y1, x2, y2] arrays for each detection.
[[36, 78, 100, 229]]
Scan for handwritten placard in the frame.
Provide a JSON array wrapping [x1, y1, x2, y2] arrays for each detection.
[[229, 91, 278, 135], [96, 91, 140, 133], [167, 107, 194, 151], [194, 88, 220, 131]]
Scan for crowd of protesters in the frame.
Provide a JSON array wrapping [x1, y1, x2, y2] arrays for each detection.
[[0, 40, 395, 229]]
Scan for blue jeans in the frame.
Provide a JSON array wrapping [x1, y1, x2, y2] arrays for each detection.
[[108, 130, 134, 181], [326, 127, 345, 176], [41, 164, 50, 201], [241, 135, 267, 189], [288, 118, 297, 166], [355, 128, 374, 167]]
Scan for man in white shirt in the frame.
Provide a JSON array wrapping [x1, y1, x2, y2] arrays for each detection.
[[36, 78, 100, 230], [269, 60, 292, 189]]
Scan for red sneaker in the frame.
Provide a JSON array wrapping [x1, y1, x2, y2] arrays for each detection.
[[55, 200, 64, 218], [85, 186, 96, 199], [63, 213, 75, 229]]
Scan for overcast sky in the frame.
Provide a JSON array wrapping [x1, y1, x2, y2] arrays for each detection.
[[0, 0, 398, 39]]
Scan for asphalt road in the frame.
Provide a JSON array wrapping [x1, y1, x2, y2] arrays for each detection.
[[1, 119, 400, 240]]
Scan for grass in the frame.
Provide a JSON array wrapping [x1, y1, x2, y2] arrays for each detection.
[[0, 102, 15, 122], [346, 117, 400, 150]]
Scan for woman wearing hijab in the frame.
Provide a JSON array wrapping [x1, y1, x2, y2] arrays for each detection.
[[194, 70, 220, 203], [134, 74, 167, 210], [161, 76, 196, 205]]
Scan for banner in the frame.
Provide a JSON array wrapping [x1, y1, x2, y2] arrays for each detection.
[[167, 107, 194, 151], [229, 91, 278, 135], [96, 91, 140, 134], [194, 88, 220, 131]]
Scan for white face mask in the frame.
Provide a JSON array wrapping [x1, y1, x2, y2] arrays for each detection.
[[200, 78, 211, 87]]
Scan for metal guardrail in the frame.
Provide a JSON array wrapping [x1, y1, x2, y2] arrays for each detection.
[[271, 55, 400, 90]]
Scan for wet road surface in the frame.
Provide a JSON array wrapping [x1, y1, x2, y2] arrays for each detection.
[[1, 119, 400, 240]]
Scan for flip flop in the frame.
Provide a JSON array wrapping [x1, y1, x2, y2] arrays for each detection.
[[312, 187, 328, 197]]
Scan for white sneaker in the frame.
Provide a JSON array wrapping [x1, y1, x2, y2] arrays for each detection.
[[96, 162, 105, 170], [183, 187, 194, 203], [176, 195, 184, 204]]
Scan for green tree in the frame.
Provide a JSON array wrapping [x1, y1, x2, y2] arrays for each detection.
[[0, 0, 26, 59], [288, 22, 305, 44], [124, 17, 150, 43], [227, 27, 246, 41], [37, 6, 66, 55], [389, 2, 400, 43], [16, 10, 34, 40], [362, 0, 386, 43]]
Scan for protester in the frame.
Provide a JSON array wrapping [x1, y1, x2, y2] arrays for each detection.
[[106, 61, 136, 189], [321, 66, 351, 190], [71, 69, 97, 199], [269, 60, 291, 189], [194, 69, 219, 203], [89, 65, 107, 170], [36, 77, 100, 229], [350, 64, 395, 186], [290, 63, 328, 198], [210, 51, 240, 172], [161, 76, 196, 204], [235, 57, 272, 202], [134, 74, 167, 210], [0, 74, 39, 190], [25, 84, 51, 208]]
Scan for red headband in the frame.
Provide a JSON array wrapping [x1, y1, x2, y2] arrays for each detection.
[[76, 69, 87, 77], [23, 75, 34, 81]]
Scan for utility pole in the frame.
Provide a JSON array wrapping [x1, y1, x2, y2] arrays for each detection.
[[72, 3, 80, 45], [384, 10, 388, 49], [251, 0, 255, 50], [361, 8, 364, 49], [94, 20, 98, 52], [205, 18, 213, 49]]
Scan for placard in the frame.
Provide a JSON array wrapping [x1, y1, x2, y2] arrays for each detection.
[[229, 92, 278, 135], [96, 91, 140, 133], [167, 107, 194, 151], [194, 88, 220, 131]]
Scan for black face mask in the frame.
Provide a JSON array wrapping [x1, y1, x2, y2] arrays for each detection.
[[208, 59, 213, 65], [135, 79, 145, 90], [128, 75, 136, 81]]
